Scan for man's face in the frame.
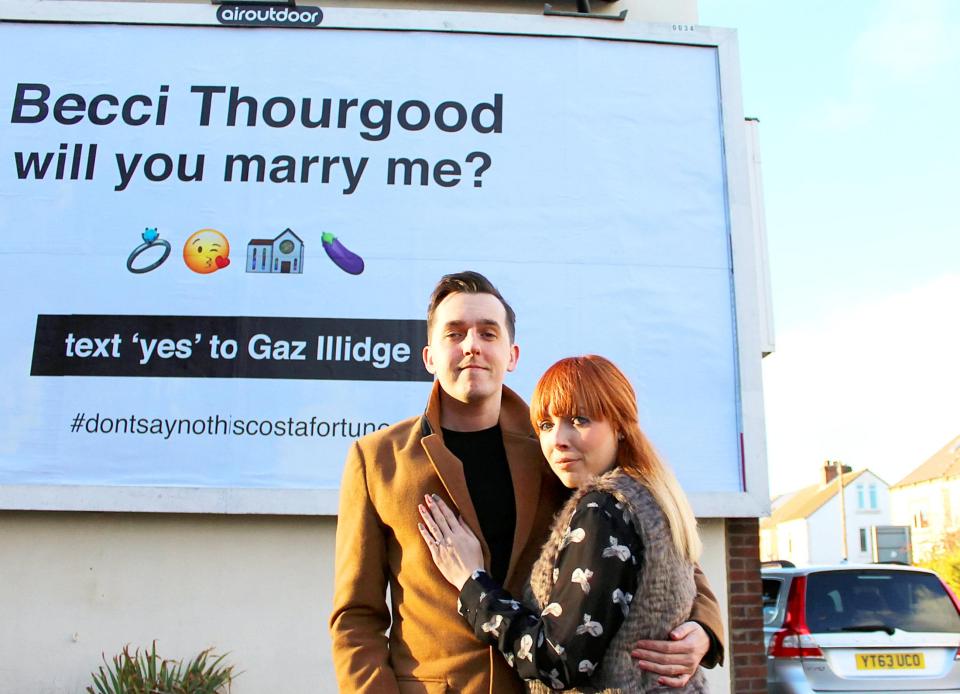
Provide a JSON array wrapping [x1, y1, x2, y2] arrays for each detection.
[[423, 292, 519, 406]]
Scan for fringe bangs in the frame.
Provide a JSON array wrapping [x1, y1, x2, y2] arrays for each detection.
[[530, 357, 612, 427]]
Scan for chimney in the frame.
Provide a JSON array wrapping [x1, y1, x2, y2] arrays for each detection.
[[822, 460, 852, 485]]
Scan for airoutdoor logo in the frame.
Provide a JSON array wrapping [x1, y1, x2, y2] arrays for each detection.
[[216, 4, 323, 28]]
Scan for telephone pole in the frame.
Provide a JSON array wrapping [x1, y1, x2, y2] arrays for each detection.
[[835, 459, 848, 561]]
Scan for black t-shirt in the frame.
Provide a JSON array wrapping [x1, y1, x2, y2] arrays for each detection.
[[442, 424, 516, 584]]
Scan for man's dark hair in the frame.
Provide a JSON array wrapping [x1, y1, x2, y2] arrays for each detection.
[[426, 271, 516, 343]]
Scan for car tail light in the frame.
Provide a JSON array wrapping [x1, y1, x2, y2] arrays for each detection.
[[940, 578, 960, 660], [767, 575, 825, 660]]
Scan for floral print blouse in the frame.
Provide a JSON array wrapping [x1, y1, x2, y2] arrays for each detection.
[[458, 490, 644, 688]]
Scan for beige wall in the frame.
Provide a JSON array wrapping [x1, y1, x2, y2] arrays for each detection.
[[0, 512, 335, 693], [696, 519, 729, 694], [0, 512, 728, 693]]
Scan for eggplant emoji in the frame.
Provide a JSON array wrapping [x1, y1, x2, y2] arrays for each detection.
[[321, 232, 364, 275]]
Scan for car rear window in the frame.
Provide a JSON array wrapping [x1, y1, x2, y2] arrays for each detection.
[[805, 569, 960, 634]]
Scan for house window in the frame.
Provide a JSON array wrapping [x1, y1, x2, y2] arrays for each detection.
[[251, 247, 257, 270], [293, 258, 298, 272], [762, 578, 782, 626], [859, 528, 868, 553], [868, 484, 878, 509], [914, 510, 928, 528]]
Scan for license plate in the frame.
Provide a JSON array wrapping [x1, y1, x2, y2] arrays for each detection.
[[855, 652, 925, 670]]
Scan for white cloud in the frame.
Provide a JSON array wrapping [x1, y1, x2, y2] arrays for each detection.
[[762, 274, 960, 496]]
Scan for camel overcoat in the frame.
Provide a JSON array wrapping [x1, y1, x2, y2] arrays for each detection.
[[329, 383, 724, 694]]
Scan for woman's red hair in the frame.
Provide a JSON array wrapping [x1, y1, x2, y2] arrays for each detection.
[[530, 355, 701, 561], [530, 355, 651, 478]]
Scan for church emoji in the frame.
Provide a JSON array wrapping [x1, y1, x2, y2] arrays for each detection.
[[246, 228, 304, 274]]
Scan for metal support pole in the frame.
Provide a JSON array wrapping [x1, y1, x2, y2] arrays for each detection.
[[836, 460, 848, 561]]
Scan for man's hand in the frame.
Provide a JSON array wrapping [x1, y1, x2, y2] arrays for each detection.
[[631, 621, 710, 688]]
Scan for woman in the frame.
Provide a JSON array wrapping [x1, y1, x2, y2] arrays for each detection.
[[418, 355, 708, 692]]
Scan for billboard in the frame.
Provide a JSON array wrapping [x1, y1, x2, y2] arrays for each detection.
[[0, 6, 767, 515]]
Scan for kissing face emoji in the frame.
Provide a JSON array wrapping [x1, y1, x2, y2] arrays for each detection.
[[183, 229, 230, 274]]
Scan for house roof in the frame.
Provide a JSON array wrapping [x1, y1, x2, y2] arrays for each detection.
[[278, 227, 303, 243], [760, 469, 870, 529], [247, 229, 303, 246], [892, 434, 960, 488]]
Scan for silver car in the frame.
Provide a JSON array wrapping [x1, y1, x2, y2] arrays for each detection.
[[762, 563, 960, 693]]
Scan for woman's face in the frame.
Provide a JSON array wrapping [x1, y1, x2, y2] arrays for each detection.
[[536, 410, 619, 488]]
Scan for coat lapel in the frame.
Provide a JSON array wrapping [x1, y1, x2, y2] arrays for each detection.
[[418, 383, 545, 582], [419, 383, 490, 567], [421, 436, 485, 538]]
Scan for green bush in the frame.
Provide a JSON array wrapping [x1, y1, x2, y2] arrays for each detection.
[[917, 529, 960, 597], [87, 641, 236, 694]]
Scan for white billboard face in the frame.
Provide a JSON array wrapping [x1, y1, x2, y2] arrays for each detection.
[[0, 16, 755, 512]]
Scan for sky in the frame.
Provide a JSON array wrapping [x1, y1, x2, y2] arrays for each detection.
[[697, 1, 960, 496]]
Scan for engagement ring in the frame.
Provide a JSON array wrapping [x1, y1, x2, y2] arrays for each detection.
[[127, 228, 171, 274]]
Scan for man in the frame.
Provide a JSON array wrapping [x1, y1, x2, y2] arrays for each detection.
[[330, 271, 723, 693]]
